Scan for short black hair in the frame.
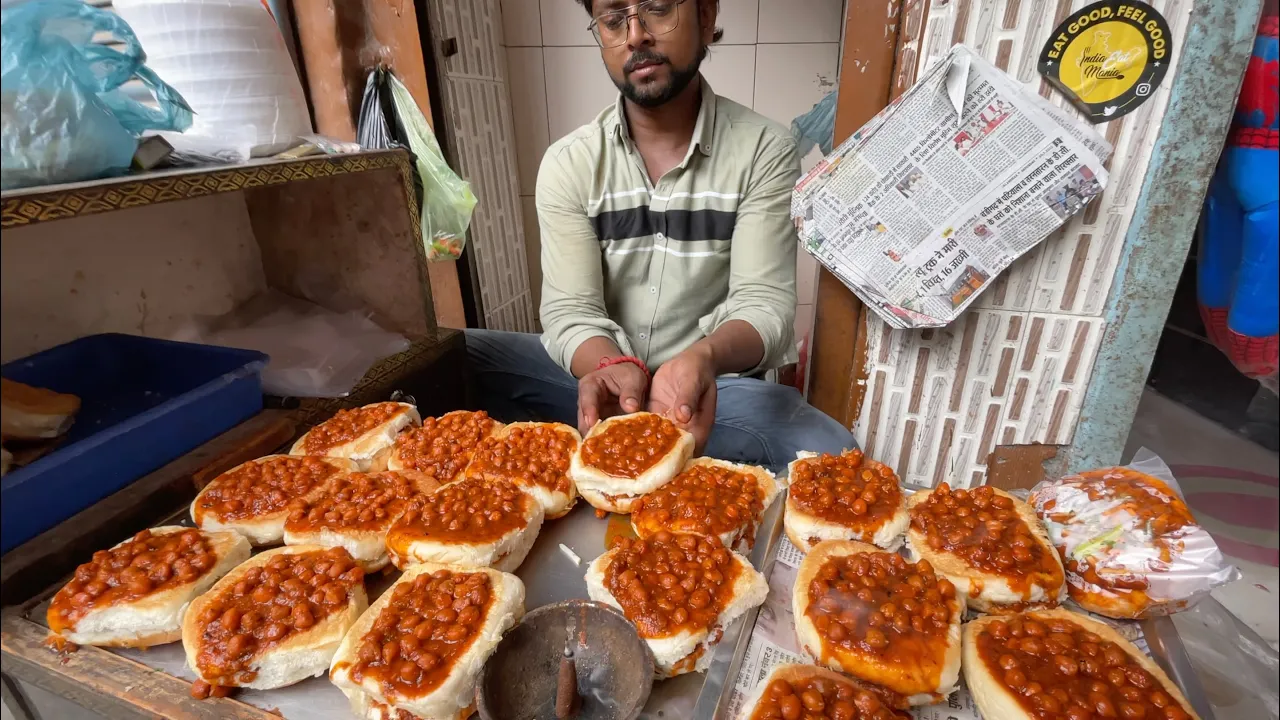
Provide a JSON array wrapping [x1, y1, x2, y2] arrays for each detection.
[[576, 0, 724, 43]]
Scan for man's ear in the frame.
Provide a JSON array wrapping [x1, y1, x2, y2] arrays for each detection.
[[697, 0, 721, 44]]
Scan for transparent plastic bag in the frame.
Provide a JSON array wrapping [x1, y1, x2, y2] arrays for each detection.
[[1029, 449, 1240, 619], [389, 72, 476, 261], [0, 0, 192, 189], [357, 67, 476, 262], [167, 291, 410, 398], [1172, 595, 1279, 720]]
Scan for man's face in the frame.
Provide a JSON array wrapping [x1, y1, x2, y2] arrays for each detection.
[[591, 0, 716, 108]]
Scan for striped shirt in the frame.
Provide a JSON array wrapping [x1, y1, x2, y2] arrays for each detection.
[[537, 79, 799, 375]]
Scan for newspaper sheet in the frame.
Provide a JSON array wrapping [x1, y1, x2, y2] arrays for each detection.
[[724, 537, 1153, 720], [791, 45, 1113, 329]]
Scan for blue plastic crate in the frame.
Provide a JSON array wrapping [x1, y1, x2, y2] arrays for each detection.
[[1, 334, 267, 553]]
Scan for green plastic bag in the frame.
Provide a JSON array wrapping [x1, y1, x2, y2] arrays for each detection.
[[383, 72, 476, 262]]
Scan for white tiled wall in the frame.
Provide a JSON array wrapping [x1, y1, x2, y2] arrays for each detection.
[[849, 0, 1194, 488], [500, 0, 842, 345]]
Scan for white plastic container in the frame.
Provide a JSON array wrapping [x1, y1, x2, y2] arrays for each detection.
[[113, 0, 312, 157]]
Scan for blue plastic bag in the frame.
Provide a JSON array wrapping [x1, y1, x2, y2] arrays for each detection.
[[791, 91, 838, 158], [1, 0, 192, 189]]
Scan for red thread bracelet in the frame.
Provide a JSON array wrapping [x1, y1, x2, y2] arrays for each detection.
[[597, 355, 650, 380]]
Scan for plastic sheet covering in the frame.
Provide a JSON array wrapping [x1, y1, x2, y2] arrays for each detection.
[[1030, 449, 1240, 619], [167, 291, 409, 398], [1171, 594, 1279, 720], [0, 0, 192, 189]]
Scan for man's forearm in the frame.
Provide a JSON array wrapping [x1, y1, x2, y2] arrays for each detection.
[[569, 336, 626, 378], [690, 319, 765, 376]]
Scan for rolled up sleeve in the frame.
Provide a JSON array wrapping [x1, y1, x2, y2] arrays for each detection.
[[537, 147, 634, 373], [699, 132, 800, 372]]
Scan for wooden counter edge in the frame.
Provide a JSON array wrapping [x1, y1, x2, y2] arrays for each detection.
[[1, 610, 280, 720]]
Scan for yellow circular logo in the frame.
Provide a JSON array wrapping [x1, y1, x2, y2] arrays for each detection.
[[1038, 0, 1172, 123], [1057, 21, 1148, 104]]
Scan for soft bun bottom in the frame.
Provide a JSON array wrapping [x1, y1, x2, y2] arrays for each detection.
[[283, 526, 395, 573], [239, 646, 346, 690], [388, 511, 543, 573], [182, 546, 368, 690], [55, 527, 250, 649], [793, 540, 962, 705], [520, 482, 577, 519], [904, 538, 1065, 614], [584, 541, 768, 678], [62, 627, 182, 648], [962, 608, 1202, 720], [577, 486, 642, 514], [329, 563, 525, 720], [783, 503, 909, 554], [342, 686, 473, 720]]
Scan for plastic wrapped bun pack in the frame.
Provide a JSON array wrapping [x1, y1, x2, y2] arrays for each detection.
[[1029, 448, 1239, 620]]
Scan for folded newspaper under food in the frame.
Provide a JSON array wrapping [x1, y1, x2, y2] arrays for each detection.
[[791, 44, 1113, 329]]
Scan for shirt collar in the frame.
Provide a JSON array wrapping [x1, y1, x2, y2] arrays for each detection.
[[611, 76, 717, 158]]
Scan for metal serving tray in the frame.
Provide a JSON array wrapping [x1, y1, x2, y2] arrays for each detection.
[[14, 478, 1211, 720], [14, 493, 786, 720]]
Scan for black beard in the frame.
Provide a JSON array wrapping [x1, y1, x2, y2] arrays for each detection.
[[614, 45, 707, 108]]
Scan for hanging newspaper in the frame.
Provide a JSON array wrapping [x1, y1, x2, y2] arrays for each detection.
[[792, 45, 1113, 329]]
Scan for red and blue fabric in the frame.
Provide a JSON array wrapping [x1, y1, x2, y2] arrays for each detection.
[[1199, 0, 1279, 383]]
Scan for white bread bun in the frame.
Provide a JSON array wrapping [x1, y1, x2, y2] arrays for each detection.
[[793, 540, 964, 706], [47, 527, 250, 648], [905, 484, 1066, 613], [182, 545, 368, 690], [734, 663, 912, 720], [1030, 467, 1221, 620], [341, 687, 475, 720], [585, 533, 767, 678], [192, 455, 358, 546], [283, 470, 442, 572], [631, 457, 780, 553], [385, 476, 544, 573], [329, 563, 525, 720], [463, 421, 581, 519], [1, 377, 80, 440], [386, 410, 504, 483], [783, 451, 909, 553], [290, 402, 421, 471], [963, 608, 1201, 720], [570, 412, 694, 514]]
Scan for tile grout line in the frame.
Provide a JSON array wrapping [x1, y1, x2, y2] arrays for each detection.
[[538, 0, 555, 204]]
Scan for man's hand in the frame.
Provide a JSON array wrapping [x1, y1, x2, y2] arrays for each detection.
[[648, 345, 717, 453], [577, 361, 650, 436]]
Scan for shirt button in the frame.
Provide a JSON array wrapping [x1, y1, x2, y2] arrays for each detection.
[[639, 333, 647, 339], [649, 286, 657, 293], [655, 232, 665, 241]]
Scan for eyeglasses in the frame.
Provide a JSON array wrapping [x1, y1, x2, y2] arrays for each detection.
[[588, 0, 688, 49]]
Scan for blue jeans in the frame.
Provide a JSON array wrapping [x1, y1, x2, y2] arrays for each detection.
[[465, 329, 855, 471]]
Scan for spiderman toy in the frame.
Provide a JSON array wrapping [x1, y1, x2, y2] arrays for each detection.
[[1199, 0, 1279, 391]]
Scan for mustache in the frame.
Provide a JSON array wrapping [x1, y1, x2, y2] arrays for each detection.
[[623, 49, 669, 73]]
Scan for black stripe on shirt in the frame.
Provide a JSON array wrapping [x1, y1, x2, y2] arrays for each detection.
[[590, 206, 737, 243]]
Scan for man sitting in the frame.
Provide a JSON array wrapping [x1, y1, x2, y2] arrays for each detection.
[[467, 0, 854, 469]]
